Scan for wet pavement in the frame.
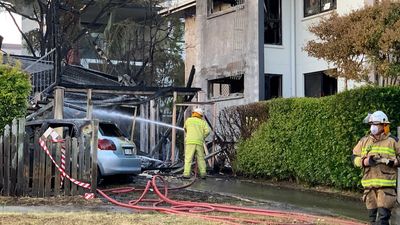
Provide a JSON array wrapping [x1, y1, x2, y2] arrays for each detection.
[[189, 177, 367, 220], [189, 177, 400, 224], [4, 175, 400, 224]]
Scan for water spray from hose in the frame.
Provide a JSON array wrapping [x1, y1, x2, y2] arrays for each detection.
[[93, 109, 184, 131]]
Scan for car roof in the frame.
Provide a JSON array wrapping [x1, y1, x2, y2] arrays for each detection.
[[26, 119, 118, 137], [26, 119, 116, 127]]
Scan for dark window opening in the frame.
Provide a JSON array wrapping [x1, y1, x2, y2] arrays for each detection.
[[99, 123, 124, 137], [264, 0, 282, 45], [265, 74, 282, 100], [209, 0, 244, 14], [304, 0, 336, 17], [304, 71, 337, 97], [208, 75, 244, 98]]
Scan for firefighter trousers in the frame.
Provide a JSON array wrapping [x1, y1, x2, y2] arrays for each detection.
[[183, 144, 206, 178], [363, 188, 397, 209]]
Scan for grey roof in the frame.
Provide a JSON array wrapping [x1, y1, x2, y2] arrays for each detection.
[[2, 54, 53, 74], [61, 65, 120, 86]]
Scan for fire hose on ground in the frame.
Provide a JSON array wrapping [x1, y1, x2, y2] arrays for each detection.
[[39, 129, 366, 225]]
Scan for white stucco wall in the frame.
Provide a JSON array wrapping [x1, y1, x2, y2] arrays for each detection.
[[264, 0, 292, 98], [264, 0, 369, 97]]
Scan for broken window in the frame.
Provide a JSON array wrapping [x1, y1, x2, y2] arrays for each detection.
[[264, 74, 282, 100], [264, 0, 282, 45], [209, 0, 244, 14], [304, 71, 337, 97], [304, 0, 336, 17], [208, 75, 244, 98]]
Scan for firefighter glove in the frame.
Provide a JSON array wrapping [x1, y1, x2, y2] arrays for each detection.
[[386, 160, 395, 167], [362, 156, 376, 167]]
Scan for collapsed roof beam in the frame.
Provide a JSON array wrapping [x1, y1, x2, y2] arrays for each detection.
[[63, 85, 200, 96]]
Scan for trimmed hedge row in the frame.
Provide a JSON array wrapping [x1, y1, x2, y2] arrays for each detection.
[[236, 86, 400, 189], [0, 62, 31, 131]]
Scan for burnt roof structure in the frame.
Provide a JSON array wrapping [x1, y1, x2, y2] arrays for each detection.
[[61, 64, 120, 86]]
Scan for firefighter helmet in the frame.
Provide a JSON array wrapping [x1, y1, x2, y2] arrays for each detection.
[[368, 111, 390, 124], [193, 107, 204, 116]]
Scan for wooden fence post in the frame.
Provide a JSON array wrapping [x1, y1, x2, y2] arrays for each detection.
[[150, 100, 156, 157], [64, 137, 71, 196], [90, 120, 98, 193], [83, 135, 90, 191], [4, 125, 10, 196], [86, 89, 93, 120], [171, 91, 177, 163], [44, 140, 52, 196], [10, 119, 18, 196], [16, 118, 25, 196], [0, 136, 3, 195], [71, 138, 78, 195], [78, 136, 85, 195], [22, 134, 30, 196], [54, 142, 61, 196], [32, 130, 40, 197], [38, 137, 46, 197]]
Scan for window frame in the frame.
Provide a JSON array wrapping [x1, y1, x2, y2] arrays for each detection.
[[264, 73, 282, 100], [208, 0, 245, 16], [207, 75, 244, 99], [304, 0, 336, 18], [264, 0, 282, 45], [304, 71, 337, 97]]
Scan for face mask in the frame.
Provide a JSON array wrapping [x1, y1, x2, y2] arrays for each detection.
[[370, 125, 380, 135]]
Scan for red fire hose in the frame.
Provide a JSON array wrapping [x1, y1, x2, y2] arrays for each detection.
[[96, 175, 366, 225], [39, 133, 366, 225]]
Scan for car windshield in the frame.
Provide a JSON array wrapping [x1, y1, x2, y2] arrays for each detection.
[[99, 123, 124, 137]]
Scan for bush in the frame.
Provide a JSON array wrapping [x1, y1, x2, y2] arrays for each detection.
[[0, 61, 31, 131], [216, 102, 269, 163], [236, 86, 400, 189]]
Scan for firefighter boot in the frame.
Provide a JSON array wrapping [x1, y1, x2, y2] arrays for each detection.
[[377, 208, 391, 225], [368, 208, 377, 225]]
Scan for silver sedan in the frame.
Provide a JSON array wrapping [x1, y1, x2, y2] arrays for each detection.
[[97, 122, 142, 177]]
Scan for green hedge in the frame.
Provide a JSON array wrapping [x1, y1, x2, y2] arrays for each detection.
[[236, 86, 400, 189], [0, 62, 31, 130]]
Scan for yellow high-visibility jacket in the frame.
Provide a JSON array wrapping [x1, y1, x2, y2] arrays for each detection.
[[184, 117, 210, 145], [352, 133, 400, 188]]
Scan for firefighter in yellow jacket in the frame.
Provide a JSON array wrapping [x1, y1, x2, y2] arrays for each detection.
[[352, 111, 400, 225], [183, 107, 210, 179]]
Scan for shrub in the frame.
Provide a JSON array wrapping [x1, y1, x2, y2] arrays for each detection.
[[216, 102, 269, 163], [236, 86, 400, 189], [0, 61, 31, 131]]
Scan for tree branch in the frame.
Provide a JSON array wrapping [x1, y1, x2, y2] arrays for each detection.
[[0, 1, 39, 21], [1, 4, 37, 57]]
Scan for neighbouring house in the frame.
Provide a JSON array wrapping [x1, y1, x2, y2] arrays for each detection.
[[160, 0, 377, 112], [0, 11, 23, 55]]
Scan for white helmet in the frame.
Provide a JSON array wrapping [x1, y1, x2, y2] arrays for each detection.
[[368, 111, 390, 124], [193, 107, 204, 116]]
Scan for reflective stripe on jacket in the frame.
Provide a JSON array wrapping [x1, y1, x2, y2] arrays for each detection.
[[353, 133, 400, 188], [184, 117, 210, 145]]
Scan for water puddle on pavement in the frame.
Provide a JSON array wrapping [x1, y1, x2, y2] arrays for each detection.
[[191, 178, 400, 224], [190, 178, 367, 221]]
